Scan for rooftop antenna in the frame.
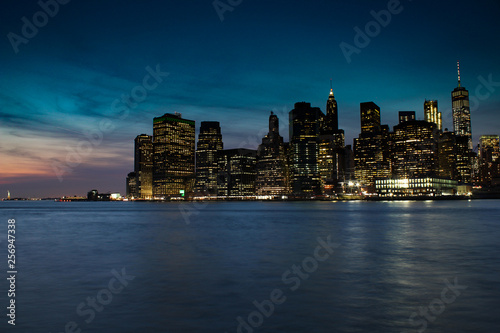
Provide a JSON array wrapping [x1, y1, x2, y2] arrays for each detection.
[[329, 78, 334, 96], [457, 61, 461, 87]]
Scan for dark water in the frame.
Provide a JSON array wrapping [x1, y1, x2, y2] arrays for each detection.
[[0, 200, 499, 333]]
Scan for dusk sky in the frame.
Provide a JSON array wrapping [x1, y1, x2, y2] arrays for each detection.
[[1, 0, 499, 197]]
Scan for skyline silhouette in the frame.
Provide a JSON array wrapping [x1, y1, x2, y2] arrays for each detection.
[[1, 0, 499, 197]]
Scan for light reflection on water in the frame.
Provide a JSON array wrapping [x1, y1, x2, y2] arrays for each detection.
[[0, 200, 499, 332]]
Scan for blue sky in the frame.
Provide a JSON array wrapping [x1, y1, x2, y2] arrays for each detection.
[[1, 0, 500, 197]]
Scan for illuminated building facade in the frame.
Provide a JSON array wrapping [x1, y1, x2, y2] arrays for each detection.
[[424, 100, 442, 131], [289, 102, 323, 195], [479, 135, 500, 186], [217, 149, 257, 197], [126, 172, 137, 198], [438, 131, 457, 180], [391, 120, 439, 178], [354, 102, 390, 188], [134, 134, 153, 199], [322, 86, 339, 134], [452, 62, 472, 149], [360, 102, 381, 133], [195, 121, 223, 196], [153, 113, 195, 198], [256, 112, 289, 195], [455, 135, 473, 184], [375, 178, 457, 196], [318, 87, 347, 194]]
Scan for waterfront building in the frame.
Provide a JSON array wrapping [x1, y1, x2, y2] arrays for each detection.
[[455, 135, 473, 184], [256, 112, 289, 195], [289, 102, 323, 195], [438, 130, 457, 180], [354, 102, 390, 188], [126, 172, 137, 198], [152, 113, 195, 198], [479, 135, 500, 186], [391, 120, 439, 178], [217, 149, 257, 197], [318, 86, 346, 194], [134, 134, 153, 199], [195, 121, 223, 196], [375, 178, 458, 197]]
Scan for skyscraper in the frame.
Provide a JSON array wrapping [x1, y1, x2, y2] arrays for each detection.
[[217, 149, 257, 197], [424, 100, 442, 131], [256, 112, 289, 196], [153, 113, 195, 198], [455, 135, 473, 184], [126, 172, 137, 198], [438, 131, 457, 180], [195, 121, 223, 196], [318, 85, 346, 194], [452, 62, 472, 149], [354, 102, 390, 188], [323, 83, 339, 134], [391, 120, 439, 178], [134, 134, 153, 199], [478, 135, 500, 186], [360, 102, 381, 133], [289, 102, 323, 195]]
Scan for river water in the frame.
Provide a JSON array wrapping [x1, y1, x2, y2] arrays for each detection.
[[0, 200, 499, 332]]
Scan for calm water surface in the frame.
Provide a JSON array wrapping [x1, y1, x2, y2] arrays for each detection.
[[0, 200, 499, 332]]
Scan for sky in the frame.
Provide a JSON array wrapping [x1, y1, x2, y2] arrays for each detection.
[[1, 0, 499, 198]]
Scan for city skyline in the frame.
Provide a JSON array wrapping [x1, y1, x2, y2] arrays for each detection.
[[1, 0, 500, 197]]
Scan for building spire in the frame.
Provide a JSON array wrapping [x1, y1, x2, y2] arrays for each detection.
[[457, 61, 461, 87], [329, 79, 334, 96]]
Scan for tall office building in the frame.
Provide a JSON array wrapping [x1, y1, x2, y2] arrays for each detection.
[[217, 149, 257, 197], [354, 102, 390, 187], [478, 135, 500, 186], [438, 131, 457, 180], [399, 111, 416, 124], [256, 112, 289, 195], [391, 120, 439, 178], [452, 62, 472, 149], [153, 113, 195, 198], [360, 102, 381, 133], [195, 121, 223, 196], [424, 100, 442, 131], [318, 86, 346, 194], [289, 102, 323, 195], [134, 134, 153, 199], [126, 172, 137, 198], [455, 135, 473, 184], [323, 84, 339, 134]]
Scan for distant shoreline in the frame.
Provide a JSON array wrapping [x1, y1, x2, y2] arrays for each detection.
[[5, 195, 500, 202]]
